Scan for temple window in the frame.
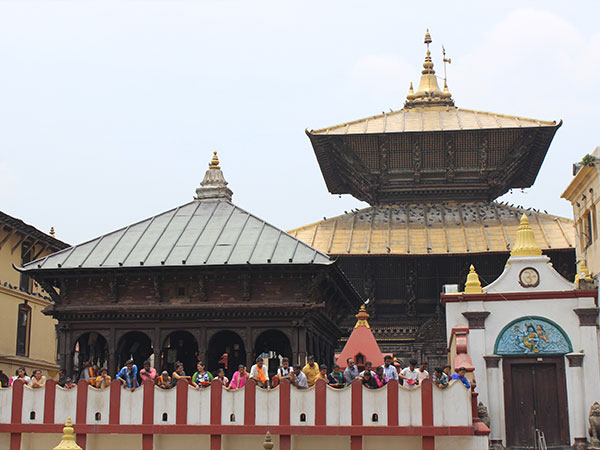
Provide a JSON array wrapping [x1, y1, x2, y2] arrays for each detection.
[[584, 211, 594, 247], [16, 303, 31, 356]]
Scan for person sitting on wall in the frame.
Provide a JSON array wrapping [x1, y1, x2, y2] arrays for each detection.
[[432, 367, 449, 389], [360, 369, 378, 389], [450, 367, 471, 389], [382, 356, 399, 382], [117, 359, 139, 391], [192, 362, 213, 387], [140, 360, 157, 384], [250, 357, 270, 389], [30, 369, 46, 389], [215, 368, 229, 388], [359, 361, 375, 378], [228, 365, 249, 390], [10, 367, 30, 386], [344, 358, 359, 385], [157, 371, 172, 389], [172, 362, 198, 390], [417, 361, 429, 382], [291, 364, 308, 389], [302, 355, 320, 387], [327, 364, 345, 388], [95, 368, 111, 389], [399, 359, 420, 388], [317, 364, 328, 381], [63, 377, 76, 389], [374, 366, 387, 388], [57, 368, 68, 387]]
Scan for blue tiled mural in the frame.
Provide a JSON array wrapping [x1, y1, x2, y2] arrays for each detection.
[[495, 317, 572, 355]]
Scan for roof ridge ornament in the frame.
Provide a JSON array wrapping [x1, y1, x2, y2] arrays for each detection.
[[354, 304, 371, 328], [195, 151, 233, 201], [464, 265, 483, 293], [404, 30, 455, 109], [510, 214, 542, 256]]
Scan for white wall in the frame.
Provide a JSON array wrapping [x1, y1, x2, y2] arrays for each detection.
[[290, 386, 315, 426], [87, 387, 110, 425], [54, 386, 77, 424], [187, 386, 211, 425], [326, 385, 351, 426], [255, 387, 279, 426], [221, 387, 244, 425]]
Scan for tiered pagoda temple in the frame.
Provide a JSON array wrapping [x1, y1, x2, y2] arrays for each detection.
[[289, 31, 576, 366], [19, 154, 361, 379]]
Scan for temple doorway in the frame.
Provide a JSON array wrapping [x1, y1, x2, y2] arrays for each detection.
[[73, 332, 108, 375], [161, 331, 198, 376], [503, 357, 569, 448], [254, 329, 292, 379], [207, 330, 246, 379], [116, 331, 153, 372]]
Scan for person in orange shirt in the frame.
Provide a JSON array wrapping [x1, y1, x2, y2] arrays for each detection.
[[316, 364, 328, 381], [95, 368, 111, 389], [250, 357, 270, 389], [302, 355, 320, 387]]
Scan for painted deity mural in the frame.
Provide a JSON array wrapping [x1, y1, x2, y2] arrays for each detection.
[[495, 316, 572, 355]]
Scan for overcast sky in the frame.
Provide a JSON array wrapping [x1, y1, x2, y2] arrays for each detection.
[[1, 1, 599, 245]]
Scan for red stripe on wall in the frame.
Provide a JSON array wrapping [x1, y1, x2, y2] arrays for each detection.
[[421, 378, 433, 426], [176, 380, 188, 425], [142, 434, 153, 450], [387, 379, 399, 426], [10, 379, 24, 450], [210, 379, 222, 425], [109, 381, 121, 424], [44, 380, 57, 423], [76, 380, 88, 449], [280, 435, 291, 450], [279, 379, 291, 450], [143, 380, 155, 425], [422, 436, 435, 450], [244, 379, 256, 426], [351, 379, 362, 426], [315, 378, 327, 426], [210, 434, 221, 450], [351, 435, 362, 450]]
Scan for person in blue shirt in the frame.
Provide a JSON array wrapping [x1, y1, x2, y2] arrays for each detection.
[[117, 359, 139, 391], [450, 367, 471, 389]]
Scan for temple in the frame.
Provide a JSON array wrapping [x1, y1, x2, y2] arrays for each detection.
[[289, 30, 575, 364], [18, 153, 361, 380], [336, 305, 387, 369]]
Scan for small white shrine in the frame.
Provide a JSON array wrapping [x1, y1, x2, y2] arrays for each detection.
[[442, 214, 600, 449]]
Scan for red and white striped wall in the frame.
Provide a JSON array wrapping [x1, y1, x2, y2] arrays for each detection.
[[0, 378, 489, 450]]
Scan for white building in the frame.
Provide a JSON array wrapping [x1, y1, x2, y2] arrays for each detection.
[[443, 213, 599, 449]]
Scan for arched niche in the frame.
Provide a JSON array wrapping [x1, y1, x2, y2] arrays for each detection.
[[207, 330, 246, 378], [161, 330, 199, 376], [254, 329, 292, 379], [117, 331, 154, 371], [73, 332, 109, 376], [494, 316, 573, 355]]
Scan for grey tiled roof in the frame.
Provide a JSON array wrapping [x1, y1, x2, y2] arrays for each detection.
[[22, 200, 331, 271]]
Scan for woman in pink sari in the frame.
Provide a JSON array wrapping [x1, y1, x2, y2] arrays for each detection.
[[228, 365, 248, 390]]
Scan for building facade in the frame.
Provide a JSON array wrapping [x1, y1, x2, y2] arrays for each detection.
[[0, 212, 69, 384]]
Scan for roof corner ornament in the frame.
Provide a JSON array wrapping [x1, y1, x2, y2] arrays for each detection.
[[195, 151, 233, 202], [404, 29, 455, 109], [464, 264, 483, 294], [510, 214, 543, 257]]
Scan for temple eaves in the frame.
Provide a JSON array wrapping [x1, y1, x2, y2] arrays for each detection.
[[195, 151, 233, 201]]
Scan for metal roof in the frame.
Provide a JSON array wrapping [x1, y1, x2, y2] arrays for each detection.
[[309, 107, 558, 135], [288, 201, 574, 256], [23, 200, 332, 271]]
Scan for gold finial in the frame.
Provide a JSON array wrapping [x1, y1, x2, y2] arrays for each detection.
[[424, 29, 432, 46], [53, 417, 82, 450], [354, 304, 371, 328], [510, 214, 542, 257], [263, 431, 274, 450], [209, 151, 220, 169], [442, 80, 452, 98], [50, 227, 55, 238], [407, 82, 416, 100], [576, 260, 592, 283], [464, 265, 483, 294]]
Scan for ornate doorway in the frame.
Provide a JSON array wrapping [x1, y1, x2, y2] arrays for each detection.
[[207, 330, 246, 378]]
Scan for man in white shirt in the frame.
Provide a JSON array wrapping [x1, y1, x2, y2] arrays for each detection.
[[417, 361, 429, 382], [249, 357, 269, 388], [277, 357, 292, 380], [291, 364, 308, 389], [399, 359, 419, 388], [359, 361, 376, 378], [383, 355, 399, 381], [343, 358, 359, 385]]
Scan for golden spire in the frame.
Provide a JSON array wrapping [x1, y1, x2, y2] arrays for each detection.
[[464, 265, 483, 293], [510, 214, 542, 257], [209, 151, 220, 169], [50, 227, 55, 238], [354, 304, 371, 328], [407, 82, 416, 100], [53, 417, 82, 450], [576, 260, 592, 283], [405, 30, 454, 108]]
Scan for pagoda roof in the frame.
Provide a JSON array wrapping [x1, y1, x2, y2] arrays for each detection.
[[288, 201, 574, 256], [21, 154, 332, 273], [309, 107, 558, 135], [0, 210, 70, 252]]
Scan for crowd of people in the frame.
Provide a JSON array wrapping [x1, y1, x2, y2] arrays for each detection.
[[6, 355, 472, 392]]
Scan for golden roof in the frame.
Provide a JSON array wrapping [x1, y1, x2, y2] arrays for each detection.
[[309, 107, 558, 135], [288, 201, 574, 256]]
